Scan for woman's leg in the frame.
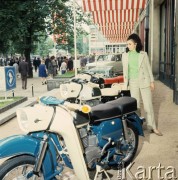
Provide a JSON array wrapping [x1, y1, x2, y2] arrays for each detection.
[[129, 79, 141, 115], [42, 77, 44, 85], [140, 87, 156, 130]]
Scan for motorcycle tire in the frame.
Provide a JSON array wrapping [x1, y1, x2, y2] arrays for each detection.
[[122, 121, 139, 167], [0, 155, 44, 180]]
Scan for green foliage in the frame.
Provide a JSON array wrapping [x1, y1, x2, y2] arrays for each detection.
[[77, 34, 89, 55], [33, 36, 54, 57], [0, 97, 22, 108], [56, 70, 75, 78], [0, 0, 90, 63]]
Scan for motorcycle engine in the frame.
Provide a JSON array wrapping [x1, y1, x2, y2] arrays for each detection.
[[79, 128, 101, 168]]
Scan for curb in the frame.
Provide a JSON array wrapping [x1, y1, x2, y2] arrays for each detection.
[[0, 88, 61, 125], [0, 98, 37, 125], [0, 97, 28, 114]]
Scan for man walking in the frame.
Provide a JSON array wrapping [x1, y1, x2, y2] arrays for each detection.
[[19, 58, 28, 89]]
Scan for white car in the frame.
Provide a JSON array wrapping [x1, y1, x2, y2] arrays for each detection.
[[85, 54, 123, 75], [85, 66, 114, 77]]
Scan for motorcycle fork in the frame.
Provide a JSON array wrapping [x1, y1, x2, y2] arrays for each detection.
[[122, 116, 129, 142], [33, 134, 48, 176]]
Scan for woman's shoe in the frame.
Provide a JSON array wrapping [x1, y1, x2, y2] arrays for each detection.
[[151, 129, 163, 136]]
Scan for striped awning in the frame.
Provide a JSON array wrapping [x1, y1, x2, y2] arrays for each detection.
[[82, 0, 147, 43]]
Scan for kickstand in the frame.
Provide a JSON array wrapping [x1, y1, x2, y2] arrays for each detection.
[[94, 165, 111, 180]]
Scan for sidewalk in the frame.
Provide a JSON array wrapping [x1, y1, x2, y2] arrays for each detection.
[[0, 71, 61, 125], [0, 74, 178, 179], [0, 71, 48, 99], [0, 71, 177, 126]]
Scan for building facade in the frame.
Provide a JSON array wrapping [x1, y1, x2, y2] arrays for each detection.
[[89, 26, 127, 54], [135, 0, 177, 104], [83, 0, 178, 104]]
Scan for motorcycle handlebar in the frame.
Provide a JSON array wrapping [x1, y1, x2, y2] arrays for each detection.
[[71, 78, 88, 84]]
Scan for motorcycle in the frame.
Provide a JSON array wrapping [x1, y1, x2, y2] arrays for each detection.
[[60, 73, 130, 105], [0, 96, 144, 180]]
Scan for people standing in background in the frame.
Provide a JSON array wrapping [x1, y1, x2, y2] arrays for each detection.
[[122, 33, 162, 136], [50, 56, 57, 77], [39, 60, 47, 85], [33, 57, 38, 72], [60, 60, 67, 74], [9, 57, 15, 66], [19, 58, 28, 89], [13, 60, 19, 78], [48, 58, 54, 78], [48, 56, 57, 78], [67, 57, 73, 71], [57, 56, 62, 71], [37, 57, 41, 71], [45, 55, 50, 70]]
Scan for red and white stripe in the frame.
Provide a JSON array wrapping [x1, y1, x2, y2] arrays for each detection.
[[82, 0, 147, 43], [92, 9, 138, 24], [83, 0, 146, 11]]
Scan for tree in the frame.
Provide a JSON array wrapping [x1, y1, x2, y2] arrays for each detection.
[[33, 36, 54, 57], [0, 0, 70, 77], [76, 34, 89, 55], [0, 0, 90, 76], [52, 1, 91, 55]]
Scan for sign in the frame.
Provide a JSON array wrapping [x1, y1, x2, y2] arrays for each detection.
[[0, 66, 16, 91]]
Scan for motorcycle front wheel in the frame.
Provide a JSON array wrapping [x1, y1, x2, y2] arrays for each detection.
[[0, 155, 44, 180]]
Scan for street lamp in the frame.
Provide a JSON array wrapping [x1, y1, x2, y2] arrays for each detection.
[[73, 0, 77, 76]]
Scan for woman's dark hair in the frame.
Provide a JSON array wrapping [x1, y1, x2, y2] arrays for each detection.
[[126, 33, 143, 53]]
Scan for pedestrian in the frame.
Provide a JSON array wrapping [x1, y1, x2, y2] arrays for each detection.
[[57, 56, 62, 70], [60, 60, 67, 74], [67, 57, 73, 71], [18, 58, 28, 89], [33, 57, 38, 72], [51, 56, 58, 77], [49, 56, 57, 77], [37, 57, 41, 70], [45, 55, 50, 70], [39, 59, 47, 85], [122, 33, 162, 136], [13, 60, 19, 78], [48, 58, 54, 78]]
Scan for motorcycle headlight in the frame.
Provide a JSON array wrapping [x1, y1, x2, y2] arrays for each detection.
[[16, 109, 29, 133], [60, 84, 68, 97]]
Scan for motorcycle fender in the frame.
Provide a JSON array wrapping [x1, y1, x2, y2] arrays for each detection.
[[0, 135, 56, 178], [127, 113, 144, 136], [0, 135, 40, 158]]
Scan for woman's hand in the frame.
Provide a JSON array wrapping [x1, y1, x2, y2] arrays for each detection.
[[150, 82, 155, 91]]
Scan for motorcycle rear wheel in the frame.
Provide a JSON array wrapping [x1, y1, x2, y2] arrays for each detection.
[[0, 155, 44, 180], [121, 122, 139, 166]]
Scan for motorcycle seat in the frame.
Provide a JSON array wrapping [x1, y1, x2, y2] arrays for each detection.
[[107, 97, 137, 115], [74, 97, 137, 125], [90, 103, 122, 122]]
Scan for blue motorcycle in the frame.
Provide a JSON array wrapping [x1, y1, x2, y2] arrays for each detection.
[[0, 96, 144, 180]]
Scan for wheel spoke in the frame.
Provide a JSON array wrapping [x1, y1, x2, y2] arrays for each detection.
[[2, 164, 43, 180], [22, 165, 28, 175], [120, 125, 138, 163]]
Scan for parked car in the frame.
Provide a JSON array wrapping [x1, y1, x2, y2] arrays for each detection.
[[85, 66, 114, 77], [85, 54, 123, 75]]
